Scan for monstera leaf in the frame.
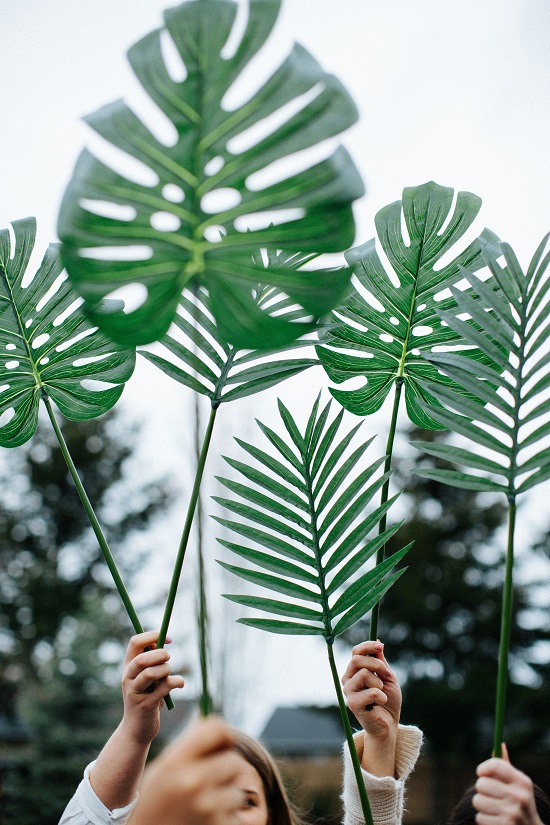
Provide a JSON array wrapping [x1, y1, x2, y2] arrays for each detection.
[[412, 234, 550, 755], [0, 217, 135, 447], [213, 395, 410, 639], [141, 250, 319, 406], [318, 181, 500, 429], [57, 0, 363, 350]]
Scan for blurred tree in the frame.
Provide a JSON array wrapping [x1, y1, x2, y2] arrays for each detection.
[[0, 410, 171, 824], [343, 427, 550, 761]]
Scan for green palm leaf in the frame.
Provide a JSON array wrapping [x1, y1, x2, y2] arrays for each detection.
[[413, 233, 550, 755], [414, 235, 550, 496], [57, 0, 363, 350], [317, 181, 500, 427], [0, 218, 135, 447], [213, 395, 409, 642]]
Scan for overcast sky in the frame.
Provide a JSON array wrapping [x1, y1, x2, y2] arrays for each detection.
[[2, 1, 549, 732]]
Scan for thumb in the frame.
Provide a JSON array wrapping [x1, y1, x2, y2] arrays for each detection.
[[501, 742, 510, 763]]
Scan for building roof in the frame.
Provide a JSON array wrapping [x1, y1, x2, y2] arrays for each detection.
[[260, 705, 353, 757]]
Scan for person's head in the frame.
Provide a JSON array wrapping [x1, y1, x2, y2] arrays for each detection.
[[448, 783, 550, 825], [231, 729, 302, 825]]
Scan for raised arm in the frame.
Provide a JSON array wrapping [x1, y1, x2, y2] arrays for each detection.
[[89, 630, 185, 809]]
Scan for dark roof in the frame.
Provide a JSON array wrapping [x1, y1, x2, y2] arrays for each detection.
[[260, 705, 351, 756], [0, 711, 32, 744]]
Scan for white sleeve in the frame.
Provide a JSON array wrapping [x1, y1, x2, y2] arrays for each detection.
[[58, 761, 138, 825], [341, 725, 423, 825]]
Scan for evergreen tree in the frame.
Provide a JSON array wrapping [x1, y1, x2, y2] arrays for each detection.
[[0, 410, 170, 824]]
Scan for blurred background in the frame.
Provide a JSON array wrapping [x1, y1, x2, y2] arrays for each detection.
[[1, 1, 549, 823]]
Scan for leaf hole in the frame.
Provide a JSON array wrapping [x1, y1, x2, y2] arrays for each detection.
[[35, 273, 67, 313], [400, 208, 411, 248], [162, 184, 185, 203], [412, 325, 434, 337], [73, 353, 110, 368], [245, 140, 334, 192], [5, 344, 16, 351], [350, 273, 385, 314], [389, 316, 399, 326], [39, 357, 50, 365], [80, 379, 117, 392], [86, 132, 159, 187], [78, 245, 153, 262], [53, 298, 84, 328], [379, 334, 394, 343], [417, 303, 426, 312], [201, 188, 242, 215], [160, 27, 188, 82], [25, 319, 33, 329], [226, 83, 323, 155], [104, 283, 149, 314], [220, 0, 248, 60], [204, 156, 225, 177], [203, 226, 226, 243], [31, 333, 50, 350], [5, 361, 19, 370], [79, 200, 137, 222], [0, 408, 15, 428], [234, 208, 304, 233], [56, 328, 95, 353], [150, 211, 182, 232]]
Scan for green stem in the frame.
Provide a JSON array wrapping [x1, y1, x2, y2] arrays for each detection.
[[43, 395, 175, 711], [157, 405, 218, 650], [492, 498, 516, 757], [194, 393, 213, 716], [370, 378, 403, 640], [327, 642, 374, 825]]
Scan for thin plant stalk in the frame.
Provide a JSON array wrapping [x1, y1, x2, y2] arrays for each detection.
[[194, 391, 213, 716], [43, 394, 175, 711], [369, 377, 403, 640], [157, 405, 218, 650], [327, 642, 374, 825], [493, 499, 516, 757]]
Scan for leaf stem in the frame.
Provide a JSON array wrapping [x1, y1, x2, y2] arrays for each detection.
[[370, 378, 403, 640], [157, 405, 218, 650], [43, 395, 175, 712], [327, 642, 374, 825], [194, 392, 213, 716], [492, 497, 516, 756]]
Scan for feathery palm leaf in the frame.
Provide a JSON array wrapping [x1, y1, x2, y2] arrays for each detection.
[[0, 217, 135, 447], [140, 251, 319, 406], [413, 235, 550, 495], [412, 234, 550, 754], [213, 395, 410, 641], [57, 0, 363, 350], [317, 181, 500, 428]]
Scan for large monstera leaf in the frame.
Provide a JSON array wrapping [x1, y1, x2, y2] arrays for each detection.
[[57, 0, 363, 350], [318, 182, 500, 428], [0, 218, 135, 447], [141, 250, 319, 406]]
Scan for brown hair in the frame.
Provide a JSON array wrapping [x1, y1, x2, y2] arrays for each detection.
[[231, 729, 305, 825], [448, 783, 550, 825]]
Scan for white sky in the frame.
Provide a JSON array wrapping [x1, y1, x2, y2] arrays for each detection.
[[2, 1, 550, 734]]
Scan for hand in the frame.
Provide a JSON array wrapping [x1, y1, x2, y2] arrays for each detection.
[[474, 748, 543, 825], [342, 640, 401, 740], [120, 631, 185, 746], [128, 717, 244, 825]]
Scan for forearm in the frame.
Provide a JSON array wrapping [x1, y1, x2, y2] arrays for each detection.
[[357, 729, 397, 778], [89, 720, 152, 810]]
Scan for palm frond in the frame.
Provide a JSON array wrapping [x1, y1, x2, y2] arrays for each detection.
[[212, 396, 409, 641]]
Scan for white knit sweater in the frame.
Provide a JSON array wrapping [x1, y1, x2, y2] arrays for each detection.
[[342, 726, 423, 825]]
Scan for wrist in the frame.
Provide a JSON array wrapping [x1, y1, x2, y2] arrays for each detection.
[[119, 715, 158, 748], [359, 729, 397, 778]]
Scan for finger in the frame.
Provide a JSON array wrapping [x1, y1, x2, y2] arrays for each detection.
[[501, 743, 510, 763], [173, 717, 236, 761], [342, 653, 390, 684], [348, 686, 388, 711], [131, 663, 174, 694], [345, 667, 385, 695], [477, 759, 522, 785], [476, 776, 511, 800], [125, 647, 171, 680]]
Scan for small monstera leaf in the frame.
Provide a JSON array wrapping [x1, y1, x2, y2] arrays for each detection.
[[57, 0, 363, 350], [213, 395, 410, 640], [413, 235, 550, 497], [0, 218, 135, 447], [317, 181, 500, 429], [141, 250, 320, 406]]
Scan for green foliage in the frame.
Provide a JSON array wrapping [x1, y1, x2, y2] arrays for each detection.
[[213, 395, 410, 641], [413, 235, 550, 496], [57, 0, 363, 350], [141, 278, 318, 408], [318, 181, 500, 428], [0, 217, 135, 447]]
